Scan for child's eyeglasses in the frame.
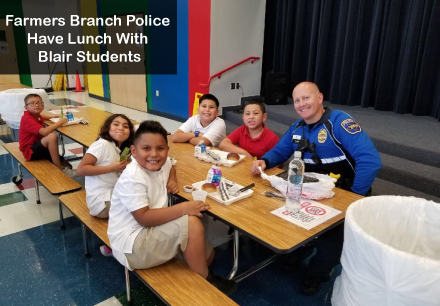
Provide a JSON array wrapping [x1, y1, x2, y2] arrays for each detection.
[[26, 102, 45, 106]]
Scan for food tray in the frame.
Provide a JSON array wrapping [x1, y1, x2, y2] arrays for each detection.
[[195, 150, 246, 167], [192, 180, 253, 205]]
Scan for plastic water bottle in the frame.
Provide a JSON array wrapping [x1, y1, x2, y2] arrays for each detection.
[[285, 151, 304, 213]]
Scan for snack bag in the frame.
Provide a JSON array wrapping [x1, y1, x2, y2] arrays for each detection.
[[120, 147, 131, 161]]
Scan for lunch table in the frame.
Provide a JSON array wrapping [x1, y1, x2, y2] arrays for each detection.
[[168, 140, 363, 281]]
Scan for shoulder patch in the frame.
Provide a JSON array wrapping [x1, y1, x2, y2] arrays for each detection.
[[341, 119, 362, 134]]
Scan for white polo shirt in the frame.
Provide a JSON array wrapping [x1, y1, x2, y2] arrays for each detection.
[[108, 157, 172, 267], [85, 138, 121, 216], [178, 115, 226, 147]]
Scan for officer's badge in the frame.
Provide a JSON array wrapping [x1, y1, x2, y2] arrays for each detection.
[[318, 129, 327, 143], [341, 119, 362, 134]]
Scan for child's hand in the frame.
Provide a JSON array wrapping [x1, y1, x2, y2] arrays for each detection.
[[197, 132, 204, 138], [182, 201, 210, 217], [167, 179, 179, 194], [110, 160, 129, 173], [59, 117, 68, 126]]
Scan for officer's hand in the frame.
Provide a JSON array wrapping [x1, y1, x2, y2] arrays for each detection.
[[251, 160, 266, 175]]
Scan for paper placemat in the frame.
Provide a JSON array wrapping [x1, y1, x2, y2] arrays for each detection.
[[49, 109, 80, 114], [49, 117, 84, 126], [192, 180, 253, 205], [196, 150, 246, 167], [271, 199, 341, 230]]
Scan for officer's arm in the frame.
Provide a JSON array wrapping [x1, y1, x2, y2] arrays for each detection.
[[334, 116, 382, 195], [261, 126, 295, 168]]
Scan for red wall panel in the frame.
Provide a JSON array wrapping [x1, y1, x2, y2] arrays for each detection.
[[188, 0, 211, 117]]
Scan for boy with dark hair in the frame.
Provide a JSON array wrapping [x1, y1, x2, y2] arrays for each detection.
[[219, 99, 279, 159], [108, 120, 237, 295], [171, 93, 226, 147], [18, 94, 75, 176]]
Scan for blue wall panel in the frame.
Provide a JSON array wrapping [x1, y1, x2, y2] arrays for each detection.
[[149, 0, 188, 119]]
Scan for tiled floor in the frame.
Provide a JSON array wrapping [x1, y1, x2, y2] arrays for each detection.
[[0, 91, 338, 306]]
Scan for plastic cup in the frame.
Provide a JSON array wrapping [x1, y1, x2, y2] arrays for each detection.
[[192, 190, 208, 202]]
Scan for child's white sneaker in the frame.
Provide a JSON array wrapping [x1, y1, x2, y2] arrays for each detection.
[[100, 245, 113, 257], [62, 167, 77, 178]]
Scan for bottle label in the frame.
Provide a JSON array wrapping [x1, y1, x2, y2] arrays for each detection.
[[211, 167, 222, 186], [67, 112, 74, 122]]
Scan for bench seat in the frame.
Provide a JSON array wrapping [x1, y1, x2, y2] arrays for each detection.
[[3, 142, 81, 195], [59, 190, 238, 306]]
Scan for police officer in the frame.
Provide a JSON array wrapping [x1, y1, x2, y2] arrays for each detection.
[[251, 82, 381, 294]]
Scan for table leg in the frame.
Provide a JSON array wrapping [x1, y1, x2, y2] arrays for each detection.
[[59, 134, 65, 156], [35, 179, 41, 204], [82, 223, 90, 258], [125, 267, 132, 304], [18, 164, 23, 178], [227, 230, 240, 280], [168, 193, 175, 207], [232, 253, 281, 282], [59, 198, 66, 230]]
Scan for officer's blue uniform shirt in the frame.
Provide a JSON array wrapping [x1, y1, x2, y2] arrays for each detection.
[[262, 108, 381, 196]]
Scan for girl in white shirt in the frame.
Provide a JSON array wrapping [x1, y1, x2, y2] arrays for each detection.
[[77, 114, 135, 218]]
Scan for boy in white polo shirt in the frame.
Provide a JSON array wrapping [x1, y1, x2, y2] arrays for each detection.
[[171, 94, 226, 147], [108, 120, 237, 295]]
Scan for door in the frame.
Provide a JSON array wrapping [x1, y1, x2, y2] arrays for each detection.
[[0, 19, 20, 85], [106, 14, 147, 112]]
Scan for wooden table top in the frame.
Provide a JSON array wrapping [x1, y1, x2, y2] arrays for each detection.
[[168, 140, 364, 253], [45, 106, 140, 149], [45, 107, 113, 148]]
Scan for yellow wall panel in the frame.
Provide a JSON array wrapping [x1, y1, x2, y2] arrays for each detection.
[[80, 0, 104, 97]]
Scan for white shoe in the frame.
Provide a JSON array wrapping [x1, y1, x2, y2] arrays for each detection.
[[62, 167, 77, 178]]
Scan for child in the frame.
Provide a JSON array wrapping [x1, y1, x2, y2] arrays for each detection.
[[171, 93, 226, 147], [219, 99, 279, 159], [108, 120, 237, 295], [76, 114, 135, 219], [18, 94, 74, 176]]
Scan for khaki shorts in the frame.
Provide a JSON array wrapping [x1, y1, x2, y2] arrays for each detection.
[[95, 201, 110, 219], [125, 215, 213, 270], [126, 214, 189, 269]]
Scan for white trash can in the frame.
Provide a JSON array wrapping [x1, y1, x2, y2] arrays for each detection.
[[332, 196, 440, 306], [0, 88, 50, 129]]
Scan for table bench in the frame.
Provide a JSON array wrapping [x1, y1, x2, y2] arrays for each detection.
[[3, 142, 82, 229], [59, 190, 238, 306]]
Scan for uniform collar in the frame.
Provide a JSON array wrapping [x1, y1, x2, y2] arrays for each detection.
[[132, 156, 165, 176], [298, 107, 332, 127], [244, 123, 267, 140], [197, 115, 217, 128], [99, 137, 121, 154], [24, 110, 43, 122]]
